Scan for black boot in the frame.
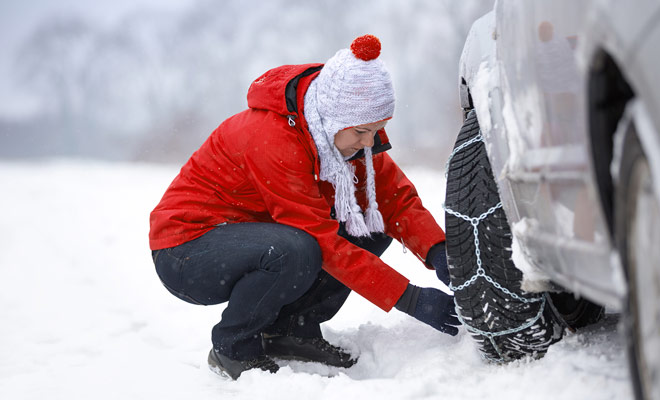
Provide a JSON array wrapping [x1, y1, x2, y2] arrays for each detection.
[[207, 348, 279, 380], [262, 335, 357, 368]]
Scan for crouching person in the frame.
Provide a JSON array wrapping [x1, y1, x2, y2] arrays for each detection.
[[149, 34, 459, 380]]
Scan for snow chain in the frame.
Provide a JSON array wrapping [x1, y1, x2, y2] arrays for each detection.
[[443, 132, 545, 361]]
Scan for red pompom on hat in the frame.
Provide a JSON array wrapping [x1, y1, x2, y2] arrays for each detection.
[[350, 34, 381, 61], [308, 32, 394, 136]]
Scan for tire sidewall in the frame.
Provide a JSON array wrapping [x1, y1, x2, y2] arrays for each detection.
[[615, 122, 656, 400]]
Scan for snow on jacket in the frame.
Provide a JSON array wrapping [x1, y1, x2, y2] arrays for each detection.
[[149, 63, 446, 311]]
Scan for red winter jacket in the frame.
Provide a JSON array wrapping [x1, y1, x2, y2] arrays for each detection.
[[149, 64, 446, 311]]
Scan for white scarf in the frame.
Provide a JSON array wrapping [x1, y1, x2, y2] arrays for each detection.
[[304, 78, 384, 237]]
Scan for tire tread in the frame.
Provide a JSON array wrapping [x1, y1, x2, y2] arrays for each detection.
[[445, 111, 563, 361]]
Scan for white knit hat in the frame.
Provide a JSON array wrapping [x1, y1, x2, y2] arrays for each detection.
[[304, 34, 395, 237]]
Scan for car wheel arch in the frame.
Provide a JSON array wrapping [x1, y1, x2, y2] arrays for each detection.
[[587, 48, 635, 239]]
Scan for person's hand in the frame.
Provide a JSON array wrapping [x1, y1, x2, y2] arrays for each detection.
[[395, 284, 460, 336], [427, 242, 450, 286]]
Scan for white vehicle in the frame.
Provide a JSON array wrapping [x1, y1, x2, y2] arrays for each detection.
[[445, 1, 659, 399]]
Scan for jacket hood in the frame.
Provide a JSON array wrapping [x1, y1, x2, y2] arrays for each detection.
[[247, 63, 323, 116], [246, 63, 392, 159]]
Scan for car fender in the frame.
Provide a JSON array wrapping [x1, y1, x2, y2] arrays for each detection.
[[580, 0, 660, 197], [458, 8, 523, 228]]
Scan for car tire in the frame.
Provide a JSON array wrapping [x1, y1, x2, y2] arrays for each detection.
[[444, 110, 564, 362], [615, 122, 660, 400], [548, 292, 604, 330]]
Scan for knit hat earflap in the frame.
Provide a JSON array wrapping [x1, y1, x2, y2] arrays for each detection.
[[304, 34, 395, 237]]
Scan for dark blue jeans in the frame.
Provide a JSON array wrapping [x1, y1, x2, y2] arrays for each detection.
[[152, 222, 392, 360]]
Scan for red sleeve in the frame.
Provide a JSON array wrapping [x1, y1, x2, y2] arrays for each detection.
[[243, 124, 409, 311], [372, 152, 446, 268]]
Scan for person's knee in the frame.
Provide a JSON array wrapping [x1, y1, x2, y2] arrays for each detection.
[[289, 228, 322, 271], [259, 227, 322, 284]]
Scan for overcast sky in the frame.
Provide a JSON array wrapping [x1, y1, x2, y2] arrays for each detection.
[[1, 0, 190, 49], [0, 0, 191, 118]]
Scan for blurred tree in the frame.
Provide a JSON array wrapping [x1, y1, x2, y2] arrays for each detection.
[[8, 0, 494, 165], [15, 16, 95, 154]]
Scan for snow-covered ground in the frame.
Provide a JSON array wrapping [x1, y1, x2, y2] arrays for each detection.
[[0, 161, 633, 400]]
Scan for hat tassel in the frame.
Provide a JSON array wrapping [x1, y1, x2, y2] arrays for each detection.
[[364, 147, 384, 233]]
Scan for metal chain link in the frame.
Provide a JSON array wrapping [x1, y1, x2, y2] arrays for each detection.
[[444, 133, 483, 178], [444, 132, 545, 360], [454, 296, 547, 360]]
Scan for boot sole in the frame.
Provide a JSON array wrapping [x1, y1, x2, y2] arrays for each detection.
[[267, 353, 357, 368]]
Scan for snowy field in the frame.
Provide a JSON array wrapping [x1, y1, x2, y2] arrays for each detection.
[[0, 160, 633, 400]]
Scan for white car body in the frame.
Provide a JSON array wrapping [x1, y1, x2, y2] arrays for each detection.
[[458, 0, 660, 310]]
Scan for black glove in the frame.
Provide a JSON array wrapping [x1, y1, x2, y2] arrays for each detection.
[[426, 242, 450, 286], [395, 284, 460, 336]]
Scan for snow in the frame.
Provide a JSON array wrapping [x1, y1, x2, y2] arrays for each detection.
[[0, 161, 633, 400], [511, 219, 553, 293]]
